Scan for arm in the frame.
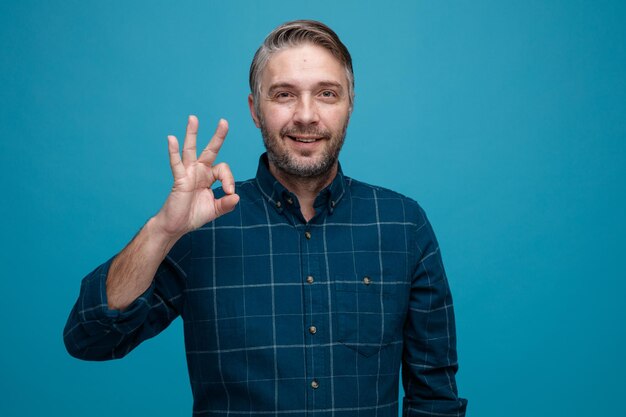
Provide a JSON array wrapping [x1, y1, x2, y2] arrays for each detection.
[[107, 116, 239, 310], [63, 234, 190, 360], [63, 116, 239, 359], [401, 209, 468, 416]]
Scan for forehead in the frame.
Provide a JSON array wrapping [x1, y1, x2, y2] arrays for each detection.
[[261, 43, 347, 89]]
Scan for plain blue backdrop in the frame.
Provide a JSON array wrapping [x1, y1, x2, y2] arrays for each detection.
[[1, 1, 625, 416]]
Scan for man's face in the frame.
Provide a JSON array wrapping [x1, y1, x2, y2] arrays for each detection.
[[249, 43, 352, 178]]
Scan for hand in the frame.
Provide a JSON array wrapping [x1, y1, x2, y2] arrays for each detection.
[[152, 115, 239, 240]]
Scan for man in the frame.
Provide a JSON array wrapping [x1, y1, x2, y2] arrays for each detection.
[[64, 20, 467, 416]]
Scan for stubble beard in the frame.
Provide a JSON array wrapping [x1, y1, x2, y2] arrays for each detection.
[[259, 115, 349, 179]]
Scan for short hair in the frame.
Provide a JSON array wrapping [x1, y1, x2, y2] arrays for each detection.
[[249, 20, 354, 113]]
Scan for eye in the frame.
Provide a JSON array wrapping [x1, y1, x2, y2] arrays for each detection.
[[273, 91, 294, 101], [318, 90, 340, 102]]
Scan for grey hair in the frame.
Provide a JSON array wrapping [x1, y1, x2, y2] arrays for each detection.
[[249, 20, 354, 115]]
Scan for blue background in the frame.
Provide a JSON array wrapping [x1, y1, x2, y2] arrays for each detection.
[[1, 1, 625, 415]]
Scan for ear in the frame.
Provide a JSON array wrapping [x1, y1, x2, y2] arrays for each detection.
[[349, 94, 355, 116], [248, 94, 261, 128]]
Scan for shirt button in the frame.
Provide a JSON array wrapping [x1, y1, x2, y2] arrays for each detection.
[[286, 197, 293, 205], [306, 275, 314, 284], [363, 276, 372, 285], [311, 380, 319, 389], [275, 201, 282, 208], [330, 200, 336, 208], [309, 326, 317, 334], [304, 231, 312, 239]]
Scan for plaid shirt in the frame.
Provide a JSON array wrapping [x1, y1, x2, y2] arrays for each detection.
[[64, 154, 467, 416]]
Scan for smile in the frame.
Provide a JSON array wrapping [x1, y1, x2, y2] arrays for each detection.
[[287, 135, 322, 143]]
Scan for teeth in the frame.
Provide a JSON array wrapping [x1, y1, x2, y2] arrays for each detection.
[[290, 136, 318, 143]]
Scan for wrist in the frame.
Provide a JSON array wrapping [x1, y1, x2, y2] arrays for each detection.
[[144, 216, 183, 255]]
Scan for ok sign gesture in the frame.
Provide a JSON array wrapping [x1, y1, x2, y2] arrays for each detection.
[[153, 115, 240, 240]]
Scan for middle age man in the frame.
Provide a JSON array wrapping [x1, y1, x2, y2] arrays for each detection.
[[65, 20, 467, 416]]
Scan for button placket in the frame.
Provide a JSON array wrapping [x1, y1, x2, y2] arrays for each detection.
[[300, 220, 324, 409]]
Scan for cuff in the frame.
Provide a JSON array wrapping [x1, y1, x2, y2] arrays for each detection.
[[402, 397, 468, 417], [78, 257, 156, 335]]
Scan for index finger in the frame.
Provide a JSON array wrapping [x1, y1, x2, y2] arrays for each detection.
[[198, 119, 228, 166], [182, 115, 199, 166]]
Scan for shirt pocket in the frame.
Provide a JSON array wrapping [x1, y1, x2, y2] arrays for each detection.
[[332, 274, 408, 357]]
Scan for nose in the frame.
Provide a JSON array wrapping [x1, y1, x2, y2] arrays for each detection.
[[293, 94, 319, 125]]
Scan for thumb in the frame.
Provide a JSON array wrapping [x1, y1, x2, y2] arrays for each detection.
[[213, 194, 240, 218]]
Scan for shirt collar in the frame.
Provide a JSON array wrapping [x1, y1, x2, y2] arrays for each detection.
[[254, 153, 346, 215]]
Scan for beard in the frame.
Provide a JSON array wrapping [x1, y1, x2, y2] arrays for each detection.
[[259, 116, 349, 179]]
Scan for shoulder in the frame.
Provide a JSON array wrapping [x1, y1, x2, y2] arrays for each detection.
[[344, 176, 429, 226], [344, 175, 416, 203]]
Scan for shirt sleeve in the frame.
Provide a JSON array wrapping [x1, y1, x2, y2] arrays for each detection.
[[63, 233, 191, 361], [401, 208, 468, 416]]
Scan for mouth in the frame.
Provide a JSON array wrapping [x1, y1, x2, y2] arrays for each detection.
[[286, 135, 323, 143]]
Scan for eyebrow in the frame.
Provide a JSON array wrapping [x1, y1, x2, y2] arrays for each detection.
[[266, 80, 345, 96]]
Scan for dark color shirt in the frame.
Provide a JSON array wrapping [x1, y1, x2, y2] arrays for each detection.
[[64, 154, 467, 416]]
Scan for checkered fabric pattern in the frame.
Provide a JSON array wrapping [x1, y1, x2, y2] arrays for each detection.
[[64, 154, 467, 416]]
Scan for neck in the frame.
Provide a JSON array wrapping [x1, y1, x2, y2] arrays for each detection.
[[269, 162, 338, 222]]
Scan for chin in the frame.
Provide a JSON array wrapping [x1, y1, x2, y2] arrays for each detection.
[[284, 155, 336, 178]]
